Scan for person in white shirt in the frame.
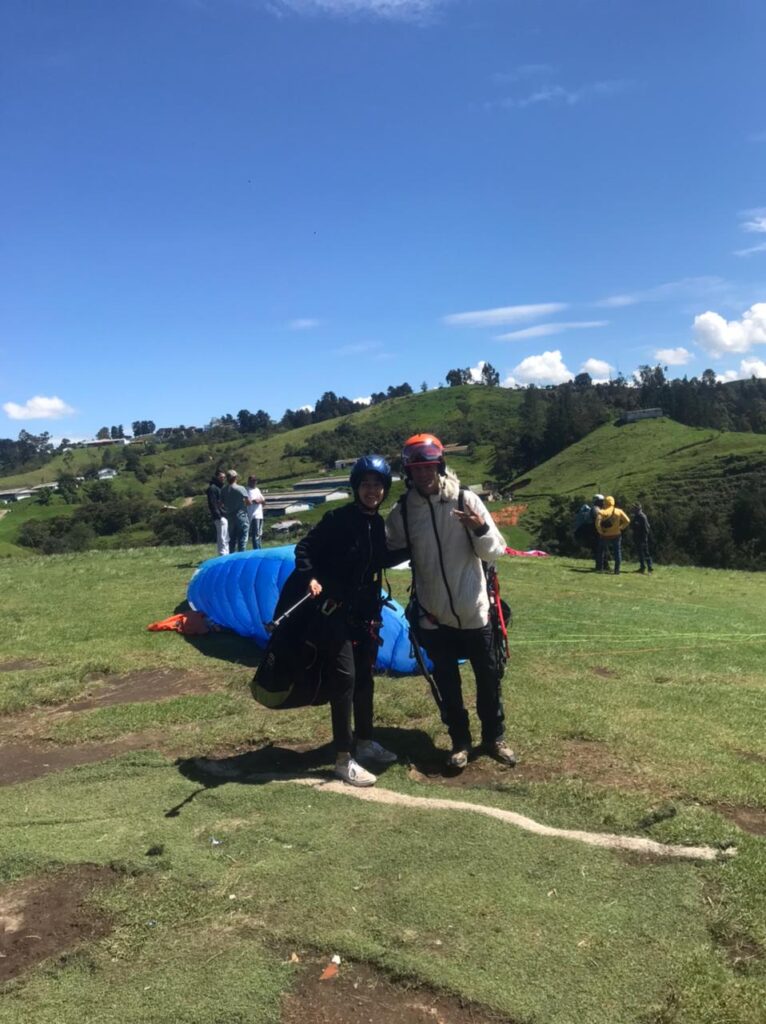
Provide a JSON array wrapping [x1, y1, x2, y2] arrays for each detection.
[[246, 475, 265, 549]]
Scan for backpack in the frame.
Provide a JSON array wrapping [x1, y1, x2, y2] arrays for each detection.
[[572, 503, 592, 533], [251, 594, 330, 709]]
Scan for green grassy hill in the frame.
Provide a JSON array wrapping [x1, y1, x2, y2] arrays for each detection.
[[516, 416, 766, 530], [0, 387, 522, 556], [4, 393, 766, 562]]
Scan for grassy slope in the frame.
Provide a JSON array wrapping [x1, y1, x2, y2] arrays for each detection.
[[4, 396, 766, 557], [0, 387, 520, 555], [517, 416, 766, 530], [0, 547, 764, 1022]]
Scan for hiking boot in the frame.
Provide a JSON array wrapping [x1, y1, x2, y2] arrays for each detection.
[[356, 739, 397, 764], [488, 739, 517, 767], [447, 748, 469, 770], [334, 756, 377, 787]]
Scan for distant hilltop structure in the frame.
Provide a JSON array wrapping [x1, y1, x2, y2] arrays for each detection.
[[618, 408, 663, 425]]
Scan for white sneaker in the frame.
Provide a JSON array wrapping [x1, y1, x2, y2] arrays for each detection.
[[356, 739, 397, 764], [334, 757, 377, 787]]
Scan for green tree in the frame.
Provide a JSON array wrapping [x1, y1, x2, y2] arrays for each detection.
[[480, 362, 500, 387]]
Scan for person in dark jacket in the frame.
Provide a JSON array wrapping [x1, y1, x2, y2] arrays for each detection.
[[274, 455, 405, 787], [631, 503, 653, 573], [206, 469, 228, 556]]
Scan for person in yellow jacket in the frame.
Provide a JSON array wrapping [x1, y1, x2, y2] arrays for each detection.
[[595, 496, 630, 575]]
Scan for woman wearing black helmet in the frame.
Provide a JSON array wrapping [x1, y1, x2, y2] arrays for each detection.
[[274, 454, 404, 786]]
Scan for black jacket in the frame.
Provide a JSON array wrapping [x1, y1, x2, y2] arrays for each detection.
[[278, 502, 404, 623], [206, 478, 224, 520], [632, 510, 650, 539]]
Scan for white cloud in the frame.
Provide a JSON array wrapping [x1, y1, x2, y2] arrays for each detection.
[[269, 0, 445, 19], [734, 242, 766, 257], [443, 302, 567, 328], [352, 395, 372, 405], [495, 320, 607, 341], [494, 79, 632, 111], [655, 347, 693, 366], [580, 357, 613, 380], [3, 395, 76, 421], [595, 276, 725, 308], [715, 358, 766, 382], [287, 318, 320, 330], [509, 349, 573, 386], [693, 303, 766, 357], [734, 209, 766, 254], [739, 357, 766, 379], [741, 207, 766, 234], [333, 341, 381, 355]]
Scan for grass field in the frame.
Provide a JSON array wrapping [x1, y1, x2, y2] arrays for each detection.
[[519, 416, 766, 531], [0, 544, 764, 1022]]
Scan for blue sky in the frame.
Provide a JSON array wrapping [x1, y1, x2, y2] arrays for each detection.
[[2, 0, 765, 439]]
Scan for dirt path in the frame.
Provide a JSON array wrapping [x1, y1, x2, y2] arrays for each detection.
[[0, 668, 214, 786]]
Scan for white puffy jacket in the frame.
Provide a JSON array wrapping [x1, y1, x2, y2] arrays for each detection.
[[385, 469, 506, 630]]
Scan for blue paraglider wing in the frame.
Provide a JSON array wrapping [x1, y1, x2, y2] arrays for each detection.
[[187, 546, 426, 674]]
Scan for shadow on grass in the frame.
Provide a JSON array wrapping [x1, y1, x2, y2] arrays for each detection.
[[171, 598, 264, 668], [166, 727, 448, 817]]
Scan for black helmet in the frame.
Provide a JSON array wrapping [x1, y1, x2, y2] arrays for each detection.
[[349, 454, 392, 496]]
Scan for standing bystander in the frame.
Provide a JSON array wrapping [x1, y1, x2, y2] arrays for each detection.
[[631, 503, 653, 573], [246, 475, 265, 549], [221, 470, 251, 553], [206, 468, 229, 556], [595, 496, 631, 575]]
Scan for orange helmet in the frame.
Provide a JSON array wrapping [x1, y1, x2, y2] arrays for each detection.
[[401, 433, 445, 471]]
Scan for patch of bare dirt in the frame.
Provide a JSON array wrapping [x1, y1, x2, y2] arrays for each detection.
[[66, 668, 212, 711], [0, 737, 161, 787], [592, 666, 618, 678], [0, 864, 118, 983], [710, 928, 765, 974], [712, 804, 766, 837], [409, 740, 640, 792], [281, 956, 515, 1024], [0, 660, 46, 673], [736, 750, 766, 766], [0, 669, 218, 786]]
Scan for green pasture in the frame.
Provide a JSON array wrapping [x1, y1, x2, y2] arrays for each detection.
[[0, 548, 764, 1022], [520, 417, 766, 529]]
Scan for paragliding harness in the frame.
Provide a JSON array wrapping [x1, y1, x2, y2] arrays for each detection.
[[251, 578, 385, 711], [251, 591, 329, 709], [397, 489, 511, 684]]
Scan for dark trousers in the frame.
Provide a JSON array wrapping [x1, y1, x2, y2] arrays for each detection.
[[326, 639, 375, 754], [598, 536, 622, 573], [228, 513, 249, 553], [419, 623, 505, 751], [636, 536, 653, 571]]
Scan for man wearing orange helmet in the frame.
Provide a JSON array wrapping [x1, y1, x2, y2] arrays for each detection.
[[386, 434, 516, 770]]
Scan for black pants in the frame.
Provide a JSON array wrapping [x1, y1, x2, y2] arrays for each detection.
[[326, 638, 375, 754], [636, 536, 653, 571], [419, 623, 505, 751]]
